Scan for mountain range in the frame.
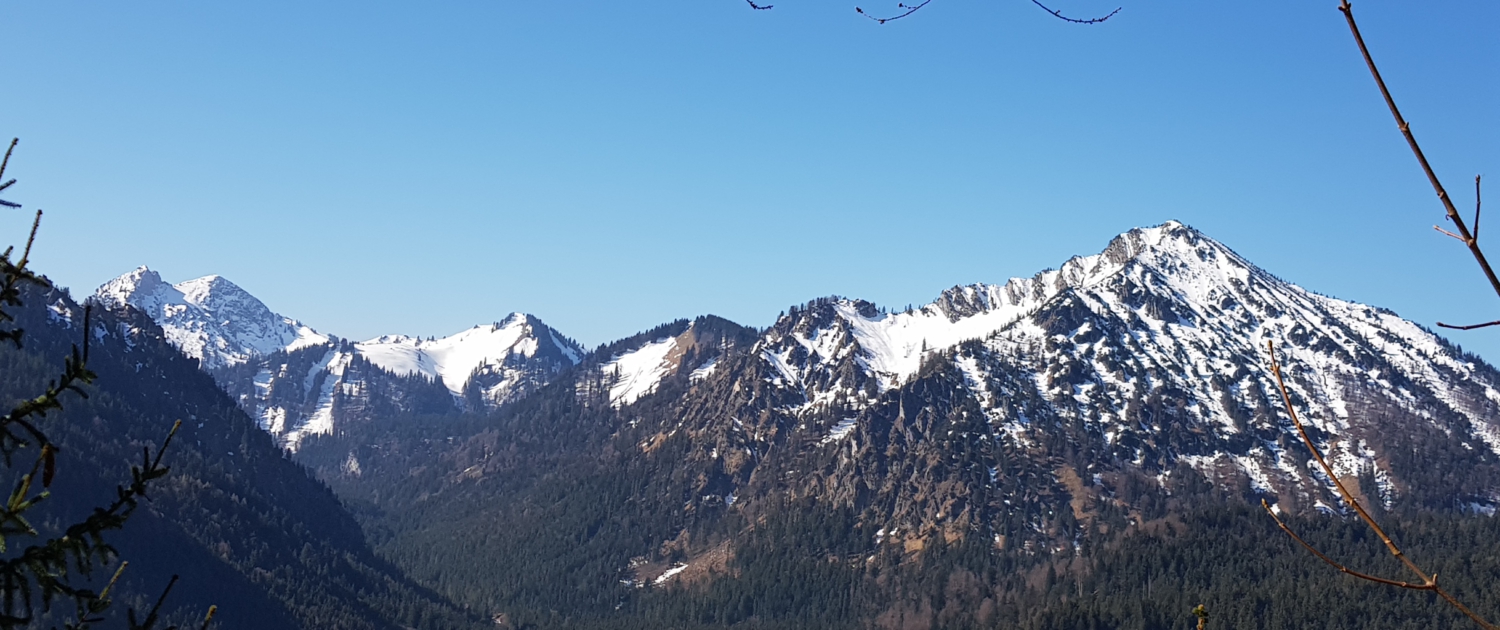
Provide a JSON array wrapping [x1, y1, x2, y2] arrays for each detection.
[[87, 220, 1500, 629], [96, 267, 585, 449]]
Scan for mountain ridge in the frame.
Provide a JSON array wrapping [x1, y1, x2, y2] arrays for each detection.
[[94, 267, 586, 449]]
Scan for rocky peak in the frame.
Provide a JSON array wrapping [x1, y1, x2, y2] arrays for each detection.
[[94, 266, 184, 316]]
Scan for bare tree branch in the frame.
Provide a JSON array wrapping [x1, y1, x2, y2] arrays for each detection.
[[1436, 319, 1500, 331], [1339, 2, 1500, 306], [1029, 0, 1120, 24], [1261, 499, 1430, 590], [855, 0, 1119, 24], [747, 0, 773, 10], [1265, 341, 1497, 629], [1475, 175, 1483, 241], [856, 0, 931, 24]]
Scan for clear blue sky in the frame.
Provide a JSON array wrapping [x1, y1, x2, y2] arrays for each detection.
[[6, 1, 1499, 357]]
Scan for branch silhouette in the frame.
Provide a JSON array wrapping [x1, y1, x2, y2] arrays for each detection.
[[853, 0, 1118, 25], [1334, 2, 1495, 329], [1264, 341, 1496, 629]]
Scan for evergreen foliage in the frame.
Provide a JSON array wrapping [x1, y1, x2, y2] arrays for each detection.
[[0, 139, 195, 629]]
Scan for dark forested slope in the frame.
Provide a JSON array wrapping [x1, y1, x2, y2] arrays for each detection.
[[0, 282, 483, 630]]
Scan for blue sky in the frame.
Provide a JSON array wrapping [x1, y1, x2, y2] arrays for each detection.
[[6, 1, 1499, 357]]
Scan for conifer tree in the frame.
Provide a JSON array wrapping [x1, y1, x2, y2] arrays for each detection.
[[0, 138, 212, 630]]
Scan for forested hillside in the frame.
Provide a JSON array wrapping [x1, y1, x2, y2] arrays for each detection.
[[0, 282, 483, 630]]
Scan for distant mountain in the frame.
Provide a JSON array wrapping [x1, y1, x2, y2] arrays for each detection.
[[358, 314, 583, 406], [8, 281, 480, 629], [94, 266, 328, 370], [95, 270, 584, 449]]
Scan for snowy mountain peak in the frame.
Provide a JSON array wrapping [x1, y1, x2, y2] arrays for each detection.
[[94, 266, 185, 314], [733, 220, 1500, 513], [756, 221, 1344, 406], [355, 312, 584, 400], [926, 222, 1208, 325], [174, 275, 273, 321], [99, 264, 592, 449], [94, 268, 329, 370]]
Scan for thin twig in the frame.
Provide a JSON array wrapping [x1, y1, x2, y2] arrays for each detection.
[[1339, 2, 1500, 301], [746, 0, 773, 9], [1475, 175, 1483, 241], [1436, 226, 1468, 242], [1029, 0, 1120, 24], [856, 0, 930, 24], [99, 562, 127, 601], [0, 140, 15, 182], [1269, 341, 1428, 579], [130, 575, 178, 630], [1266, 341, 1497, 629], [1436, 319, 1500, 331], [855, 0, 1119, 25]]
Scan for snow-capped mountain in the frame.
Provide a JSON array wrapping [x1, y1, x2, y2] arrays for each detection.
[[94, 266, 328, 370], [359, 314, 583, 401], [216, 315, 583, 450], [268, 220, 1500, 611], [559, 221, 1500, 558], [95, 269, 585, 449], [99, 219, 1500, 546], [582, 316, 758, 409]]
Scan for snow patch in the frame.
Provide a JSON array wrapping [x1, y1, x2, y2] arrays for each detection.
[[654, 563, 688, 585], [690, 357, 718, 381], [604, 337, 679, 407], [820, 418, 858, 445]]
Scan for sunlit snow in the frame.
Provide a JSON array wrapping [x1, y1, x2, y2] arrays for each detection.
[[603, 337, 679, 407]]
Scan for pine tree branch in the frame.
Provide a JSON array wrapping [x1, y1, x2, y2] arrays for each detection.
[[0, 140, 15, 183]]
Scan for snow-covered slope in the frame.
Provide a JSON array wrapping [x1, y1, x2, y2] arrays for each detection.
[[602, 337, 681, 407], [358, 313, 583, 399], [95, 269, 586, 449], [228, 316, 584, 450], [579, 317, 754, 409], [95, 266, 328, 370], [643, 221, 1500, 543], [751, 221, 1500, 420]]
